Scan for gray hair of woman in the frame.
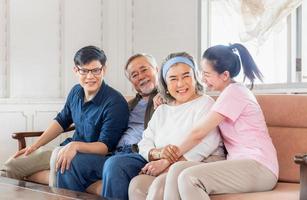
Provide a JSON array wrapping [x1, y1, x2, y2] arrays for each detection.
[[158, 52, 204, 103]]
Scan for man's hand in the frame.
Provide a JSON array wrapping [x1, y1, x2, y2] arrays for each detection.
[[140, 159, 170, 176], [158, 144, 180, 163], [56, 142, 78, 174], [153, 93, 166, 109], [14, 145, 39, 158]]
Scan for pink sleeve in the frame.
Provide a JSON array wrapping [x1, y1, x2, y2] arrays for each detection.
[[212, 85, 248, 122]]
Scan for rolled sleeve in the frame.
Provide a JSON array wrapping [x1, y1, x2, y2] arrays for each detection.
[[54, 90, 74, 130]]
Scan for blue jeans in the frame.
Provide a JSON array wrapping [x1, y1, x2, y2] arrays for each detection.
[[102, 153, 147, 200], [56, 152, 111, 192], [56, 144, 140, 193]]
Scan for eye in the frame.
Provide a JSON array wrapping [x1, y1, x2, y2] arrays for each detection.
[[131, 73, 138, 79], [80, 69, 88, 74], [141, 68, 148, 73], [92, 68, 101, 74]]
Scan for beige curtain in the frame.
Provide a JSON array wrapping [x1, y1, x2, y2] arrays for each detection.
[[223, 0, 303, 45]]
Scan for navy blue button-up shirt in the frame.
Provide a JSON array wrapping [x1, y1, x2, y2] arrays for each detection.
[[55, 81, 129, 152]]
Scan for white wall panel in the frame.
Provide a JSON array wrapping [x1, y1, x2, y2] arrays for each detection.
[[63, 0, 103, 96], [0, 0, 7, 97], [9, 0, 61, 98], [0, 112, 27, 167], [102, 0, 134, 96], [133, 0, 200, 65]]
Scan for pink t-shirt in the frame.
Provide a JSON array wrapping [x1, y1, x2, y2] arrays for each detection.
[[212, 83, 279, 177]]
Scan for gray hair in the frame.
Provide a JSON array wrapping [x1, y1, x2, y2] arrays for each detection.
[[159, 52, 204, 103], [124, 53, 158, 78]]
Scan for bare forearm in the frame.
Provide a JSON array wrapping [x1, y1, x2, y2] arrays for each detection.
[[32, 120, 64, 148], [74, 141, 108, 155], [179, 111, 225, 156]]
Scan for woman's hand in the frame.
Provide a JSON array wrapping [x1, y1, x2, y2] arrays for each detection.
[[159, 144, 180, 163], [153, 93, 166, 109], [56, 142, 78, 174], [140, 159, 170, 176]]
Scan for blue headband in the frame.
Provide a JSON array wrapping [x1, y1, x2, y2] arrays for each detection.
[[162, 56, 195, 81]]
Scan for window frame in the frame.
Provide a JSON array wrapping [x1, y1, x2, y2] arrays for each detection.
[[201, 0, 307, 94]]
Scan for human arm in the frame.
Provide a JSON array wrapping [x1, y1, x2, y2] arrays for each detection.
[[14, 120, 64, 158], [178, 111, 225, 157]]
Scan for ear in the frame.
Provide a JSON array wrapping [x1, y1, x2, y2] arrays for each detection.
[[101, 65, 107, 76], [222, 71, 230, 81], [73, 66, 78, 75]]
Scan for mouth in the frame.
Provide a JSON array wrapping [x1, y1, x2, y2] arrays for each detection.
[[85, 81, 97, 86], [176, 88, 188, 94], [139, 79, 150, 87]]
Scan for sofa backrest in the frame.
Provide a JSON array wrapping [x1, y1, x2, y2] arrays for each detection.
[[256, 94, 307, 183]]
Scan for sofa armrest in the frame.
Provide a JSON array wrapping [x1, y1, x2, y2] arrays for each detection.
[[12, 126, 75, 150], [295, 154, 307, 200]]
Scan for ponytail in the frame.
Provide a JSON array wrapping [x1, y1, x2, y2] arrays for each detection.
[[230, 43, 263, 89]]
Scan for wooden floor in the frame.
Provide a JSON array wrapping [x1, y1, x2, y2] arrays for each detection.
[[0, 176, 105, 200]]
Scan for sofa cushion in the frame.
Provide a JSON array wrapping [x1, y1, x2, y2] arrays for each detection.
[[268, 126, 307, 182], [210, 182, 299, 200], [256, 95, 307, 182], [256, 95, 307, 128]]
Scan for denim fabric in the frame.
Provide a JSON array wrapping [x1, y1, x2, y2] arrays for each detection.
[[56, 145, 140, 193], [102, 153, 147, 200]]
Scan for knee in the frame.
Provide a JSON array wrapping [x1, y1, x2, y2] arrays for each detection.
[[102, 156, 124, 178], [168, 161, 189, 179], [128, 176, 144, 197], [129, 175, 155, 199], [178, 169, 194, 190], [148, 176, 165, 200]]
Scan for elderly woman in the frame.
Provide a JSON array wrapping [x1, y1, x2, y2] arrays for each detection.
[[101, 52, 225, 200]]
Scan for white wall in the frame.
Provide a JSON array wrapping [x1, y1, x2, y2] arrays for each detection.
[[0, 0, 200, 166]]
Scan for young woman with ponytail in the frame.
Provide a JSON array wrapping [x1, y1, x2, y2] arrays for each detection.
[[163, 44, 278, 200]]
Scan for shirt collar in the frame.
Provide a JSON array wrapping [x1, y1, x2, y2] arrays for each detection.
[[76, 81, 107, 105]]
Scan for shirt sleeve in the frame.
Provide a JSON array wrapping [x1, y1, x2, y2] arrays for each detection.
[[98, 97, 129, 152], [54, 87, 74, 130], [138, 108, 160, 161], [212, 84, 248, 122]]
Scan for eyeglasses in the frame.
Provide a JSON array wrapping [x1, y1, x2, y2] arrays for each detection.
[[76, 66, 103, 75]]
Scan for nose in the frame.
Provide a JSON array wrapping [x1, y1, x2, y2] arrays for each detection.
[[177, 78, 184, 87], [138, 71, 146, 81], [86, 71, 95, 78]]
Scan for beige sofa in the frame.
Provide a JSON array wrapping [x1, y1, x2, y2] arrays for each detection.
[[9, 94, 307, 199], [211, 94, 307, 200]]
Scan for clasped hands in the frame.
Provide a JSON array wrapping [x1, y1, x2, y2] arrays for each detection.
[[140, 144, 180, 177]]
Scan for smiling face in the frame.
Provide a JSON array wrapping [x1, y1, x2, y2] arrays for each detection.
[[166, 63, 199, 105], [74, 60, 105, 97], [200, 59, 230, 92], [126, 56, 157, 97]]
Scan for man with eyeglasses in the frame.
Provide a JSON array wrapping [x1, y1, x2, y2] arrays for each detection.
[[2, 46, 129, 190]]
